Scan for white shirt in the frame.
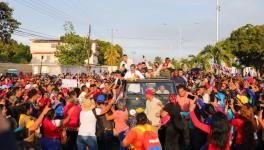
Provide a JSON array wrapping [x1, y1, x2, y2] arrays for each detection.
[[78, 110, 97, 136], [145, 97, 162, 126], [124, 70, 145, 80], [203, 93, 210, 104], [78, 91, 87, 99], [120, 59, 133, 70]]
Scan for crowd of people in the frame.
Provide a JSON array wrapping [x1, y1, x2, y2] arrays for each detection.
[[0, 54, 264, 150]]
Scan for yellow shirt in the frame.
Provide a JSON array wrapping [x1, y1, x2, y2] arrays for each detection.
[[19, 114, 35, 142]]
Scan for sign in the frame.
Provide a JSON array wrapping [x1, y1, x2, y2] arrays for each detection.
[[61, 79, 78, 88]]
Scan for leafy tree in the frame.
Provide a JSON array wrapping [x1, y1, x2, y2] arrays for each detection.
[[188, 54, 211, 70], [227, 24, 264, 74], [55, 22, 89, 65], [104, 45, 121, 66], [154, 56, 162, 65], [200, 42, 234, 67], [63, 21, 75, 35], [55, 33, 89, 66], [179, 58, 191, 69], [171, 58, 180, 69], [0, 2, 20, 41], [0, 39, 31, 63], [96, 40, 123, 65]]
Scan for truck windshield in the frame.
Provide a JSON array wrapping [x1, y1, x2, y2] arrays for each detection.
[[126, 82, 176, 95]]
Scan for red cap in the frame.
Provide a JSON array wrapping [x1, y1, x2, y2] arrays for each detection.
[[145, 89, 154, 95]]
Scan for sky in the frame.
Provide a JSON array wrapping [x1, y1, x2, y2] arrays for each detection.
[[3, 0, 264, 63]]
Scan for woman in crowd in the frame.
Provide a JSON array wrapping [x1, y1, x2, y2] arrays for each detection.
[[18, 103, 50, 146], [106, 100, 129, 150], [63, 97, 81, 150], [159, 94, 184, 150], [77, 98, 98, 150], [189, 101, 232, 150], [229, 103, 257, 150], [41, 107, 74, 150]]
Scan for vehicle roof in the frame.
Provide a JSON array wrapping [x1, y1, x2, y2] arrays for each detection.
[[125, 78, 173, 83]]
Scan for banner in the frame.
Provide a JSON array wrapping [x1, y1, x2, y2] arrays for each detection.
[[61, 79, 78, 88]]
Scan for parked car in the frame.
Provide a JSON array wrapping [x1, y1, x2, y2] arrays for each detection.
[[6, 69, 19, 77]]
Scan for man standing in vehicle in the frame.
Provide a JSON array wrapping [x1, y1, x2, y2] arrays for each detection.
[[120, 54, 133, 71], [124, 64, 145, 80]]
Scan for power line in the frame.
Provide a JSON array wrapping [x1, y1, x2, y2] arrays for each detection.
[[32, 0, 71, 17], [13, 0, 66, 22], [14, 30, 54, 39], [30, 0, 86, 24], [23, 0, 69, 21], [19, 27, 58, 38], [63, 0, 89, 22]]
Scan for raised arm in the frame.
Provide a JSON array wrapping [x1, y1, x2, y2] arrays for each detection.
[[258, 110, 264, 128], [99, 99, 115, 115], [189, 102, 210, 134], [28, 106, 50, 131]]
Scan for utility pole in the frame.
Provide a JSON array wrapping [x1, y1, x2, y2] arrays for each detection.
[[40, 55, 43, 75], [86, 24, 91, 73], [110, 28, 114, 71], [216, 0, 220, 43]]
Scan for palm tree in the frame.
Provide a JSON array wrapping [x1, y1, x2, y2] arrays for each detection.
[[104, 45, 121, 66], [179, 58, 191, 70], [200, 41, 234, 67]]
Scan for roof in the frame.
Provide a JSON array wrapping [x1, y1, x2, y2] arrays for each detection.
[[31, 52, 54, 54], [30, 39, 61, 43]]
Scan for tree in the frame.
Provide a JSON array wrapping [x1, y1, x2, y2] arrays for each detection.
[[154, 56, 162, 65], [0, 2, 20, 41], [96, 40, 123, 65], [55, 22, 89, 65], [104, 45, 121, 66], [171, 58, 180, 69], [179, 58, 191, 70], [200, 42, 234, 67], [0, 39, 31, 63], [227, 24, 264, 74], [63, 21, 75, 35], [188, 54, 211, 70]]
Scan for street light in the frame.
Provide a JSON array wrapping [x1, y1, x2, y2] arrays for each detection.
[[216, 0, 220, 43], [40, 55, 43, 75]]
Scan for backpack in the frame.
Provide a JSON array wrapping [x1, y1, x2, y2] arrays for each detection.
[[137, 125, 162, 150]]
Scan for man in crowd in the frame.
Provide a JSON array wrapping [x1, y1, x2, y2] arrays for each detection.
[[177, 86, 194, 149], [124, 64, 145, 80], [120, 54, 133, 71], [156, 85, 170, 94], [144, 89, 163, 132], [172, 69, 187, 87]]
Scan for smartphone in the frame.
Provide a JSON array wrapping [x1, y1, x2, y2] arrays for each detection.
[[187, 94, 195, 100]]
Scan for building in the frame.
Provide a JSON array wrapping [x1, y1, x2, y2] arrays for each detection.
[[30, 39, 61, 74], [30, 39, 117, 75]]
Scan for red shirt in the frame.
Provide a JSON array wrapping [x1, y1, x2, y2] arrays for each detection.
[[64, 102, 81, 129], [190, 111, 231, 150], [42, 117, 60, 139], [230, 118, 244, 144]]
